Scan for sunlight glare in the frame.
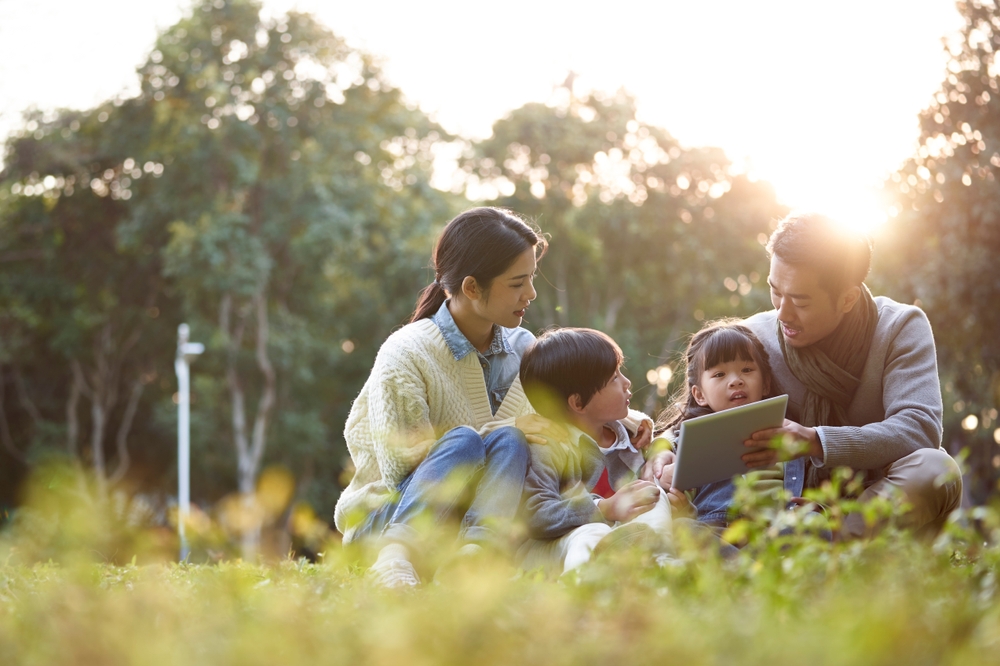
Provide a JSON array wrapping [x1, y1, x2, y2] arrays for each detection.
[[766, 169, 890, 239]]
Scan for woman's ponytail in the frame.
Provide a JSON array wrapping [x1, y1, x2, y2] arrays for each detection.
[[410, 281, 448, 323]]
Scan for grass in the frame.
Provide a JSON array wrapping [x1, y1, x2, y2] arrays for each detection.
[[2, 465, 1000, 665]]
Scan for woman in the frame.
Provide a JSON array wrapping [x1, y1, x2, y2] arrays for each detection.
[[334, 207, 547, 587]]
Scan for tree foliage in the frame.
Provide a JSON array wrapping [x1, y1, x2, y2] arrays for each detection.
[[141, 0, 453, 522], [878, 0, 1000, 500], [0, 0, 454, 526], [14, 0, 997, 536], [0, 101, 180, 501], [468, 83, 785, 413]]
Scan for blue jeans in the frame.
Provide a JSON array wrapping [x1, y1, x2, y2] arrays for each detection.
[[691, 479, 735, 528], [355, 425, 529, 549]]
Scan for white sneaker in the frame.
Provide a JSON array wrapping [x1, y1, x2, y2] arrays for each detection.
[[368, 557, 420, 589]]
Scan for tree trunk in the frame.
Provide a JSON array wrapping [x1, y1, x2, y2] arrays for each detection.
[[12, 365, 42, 428], [243, 293, 277, 558], [89, 396, 108, 497], [247, 292, 276, 488], [88, 324, 121, 499], [109, 376, 146, 485], [221, 294, 251, 491], [222, 291, 278, 560], [604, 294, 626, 332], [66, 362, 91, 495], [0, 365, 27, 464], [67, 362, 83, 458], [69, 320, 143, 498]]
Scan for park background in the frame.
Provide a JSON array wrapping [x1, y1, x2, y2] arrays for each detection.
[[0, 0, 998, 559]]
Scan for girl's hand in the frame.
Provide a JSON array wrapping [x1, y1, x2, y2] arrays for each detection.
[[666, 487, 695, 518], [515, 413, 570, 446], [597, 479, 660, 522]]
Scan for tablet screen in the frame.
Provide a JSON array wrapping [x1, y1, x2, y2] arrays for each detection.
[[671, 394, 788, 491]]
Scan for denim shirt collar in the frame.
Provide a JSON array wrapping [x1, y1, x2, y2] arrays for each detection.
[[431, 299, 512, 361]]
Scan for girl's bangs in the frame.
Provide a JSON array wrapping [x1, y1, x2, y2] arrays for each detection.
[[700, 327, 760, 369]]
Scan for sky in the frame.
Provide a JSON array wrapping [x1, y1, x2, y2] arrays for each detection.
[[0, 0, 966, 234]]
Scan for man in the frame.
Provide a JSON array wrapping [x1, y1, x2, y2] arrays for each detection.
[[742, 212, 961, 537]]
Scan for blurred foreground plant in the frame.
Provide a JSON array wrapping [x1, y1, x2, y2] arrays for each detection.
[[0, 461, 340, 567], [3, 512, 1000, 666], [5, 461, 1000, 665]]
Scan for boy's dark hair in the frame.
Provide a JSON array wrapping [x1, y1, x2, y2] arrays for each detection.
[[656, 318, 777, 434], [519, 327, 623, 421], [766, 211, 872, 298]]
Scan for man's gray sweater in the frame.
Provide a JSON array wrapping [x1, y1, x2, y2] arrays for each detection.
[[745, 295, 944, 473]]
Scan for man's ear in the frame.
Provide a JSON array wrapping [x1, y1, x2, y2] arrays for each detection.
[[839, 285, 862, 313], [691, 384, 709, 407], [461, 275, 481, 301], [566, 393, 586, 417]]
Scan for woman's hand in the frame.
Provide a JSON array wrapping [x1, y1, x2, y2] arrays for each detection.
[[515, 413, 570, 446], [630, 419, 653, 450]]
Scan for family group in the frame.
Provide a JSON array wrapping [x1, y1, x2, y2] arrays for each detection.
[[333, 207, 963, 588]]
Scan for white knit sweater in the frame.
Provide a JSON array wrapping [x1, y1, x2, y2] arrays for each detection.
[[334, 318, 533, 542]]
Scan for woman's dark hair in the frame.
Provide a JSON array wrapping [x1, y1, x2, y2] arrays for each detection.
[[411, 207, 547, 322], [519, 328, 624, 421], [655, 319, 777, 434]]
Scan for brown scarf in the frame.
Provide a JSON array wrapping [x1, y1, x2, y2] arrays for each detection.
[[779, 284, 878, 488]]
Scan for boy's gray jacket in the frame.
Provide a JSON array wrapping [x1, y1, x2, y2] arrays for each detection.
[[523, 434, 611, 540], [522, 411, 649, 541]]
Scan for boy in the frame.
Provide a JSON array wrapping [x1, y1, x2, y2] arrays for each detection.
[[517, 327, 674, 575]]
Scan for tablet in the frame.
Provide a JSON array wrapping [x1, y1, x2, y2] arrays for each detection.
[[670, 394, 788, 491]]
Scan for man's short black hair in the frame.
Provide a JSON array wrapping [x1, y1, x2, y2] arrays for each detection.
[[767, 212, 873, 297], [519, 327, 623, 421]]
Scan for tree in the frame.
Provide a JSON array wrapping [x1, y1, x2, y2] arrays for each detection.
[[137, 0, 453, 551], [878, 0, 1000, 501], [0, 0, 455, 546], [0, 102, 179, 501]]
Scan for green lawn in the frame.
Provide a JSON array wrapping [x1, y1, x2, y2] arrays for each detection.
[[2, 468, 1000, 665]]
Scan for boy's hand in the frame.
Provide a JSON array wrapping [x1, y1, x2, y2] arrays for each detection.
[[629, 419, 653, 450], [639, 450, 675, 487], [516, 414, 569, 446], [597, 479, 660, 523]]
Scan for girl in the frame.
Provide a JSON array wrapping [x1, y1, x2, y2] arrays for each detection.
[[653, 318, 781, 526], [333, 207, 547, 588]]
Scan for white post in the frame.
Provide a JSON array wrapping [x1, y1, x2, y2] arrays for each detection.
[[175, 324, 204, 561]]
